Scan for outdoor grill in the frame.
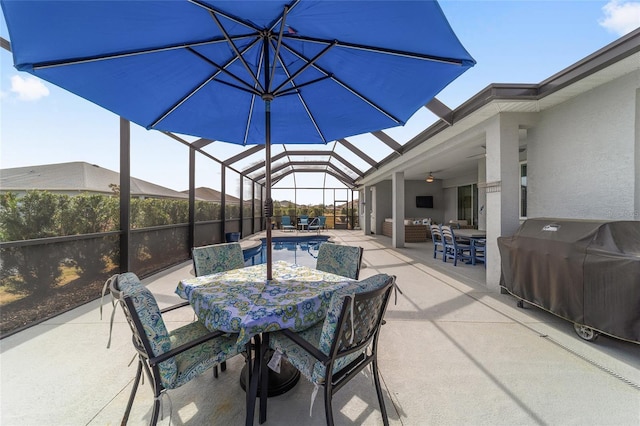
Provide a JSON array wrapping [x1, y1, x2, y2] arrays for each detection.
[[498, 218, 640, 344]]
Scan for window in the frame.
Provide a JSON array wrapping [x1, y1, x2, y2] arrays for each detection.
[[520, 162, 527, 218]]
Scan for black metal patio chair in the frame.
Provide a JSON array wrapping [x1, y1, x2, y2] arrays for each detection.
[[107, 273, 248, 426], [263, 273, 396, 426]]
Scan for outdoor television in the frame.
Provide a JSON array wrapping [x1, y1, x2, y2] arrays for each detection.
[[416, 196, 433, 208]]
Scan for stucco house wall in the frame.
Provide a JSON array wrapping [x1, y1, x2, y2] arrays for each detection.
[[403, 180, 443, 222], [527, 70, 638, 220], [374, 180, 393, 234]]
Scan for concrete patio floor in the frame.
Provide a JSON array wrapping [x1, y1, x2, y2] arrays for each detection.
[[1, 230, 639, 425]]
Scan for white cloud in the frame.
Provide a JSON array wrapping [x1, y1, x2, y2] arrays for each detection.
[[599, 1, 640, 36], [10, 75, 50, 101]]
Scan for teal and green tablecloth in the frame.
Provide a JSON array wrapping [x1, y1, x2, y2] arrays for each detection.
[[177, 261, 353, 345]]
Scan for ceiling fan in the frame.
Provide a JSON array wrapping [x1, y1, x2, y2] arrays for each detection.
[[425, 170, 443, 183]]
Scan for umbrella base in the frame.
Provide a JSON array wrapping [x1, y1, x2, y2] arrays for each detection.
[[239, 352, 300, 397]]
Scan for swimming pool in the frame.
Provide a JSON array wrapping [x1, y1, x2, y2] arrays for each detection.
[[243, 235, 331, 268]]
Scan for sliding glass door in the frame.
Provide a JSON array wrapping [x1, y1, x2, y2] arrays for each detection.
[[457, 184, 478, 227]]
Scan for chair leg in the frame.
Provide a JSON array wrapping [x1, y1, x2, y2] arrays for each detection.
[[122, 360, 143, 426], [372, 360, 390, 426], [149, 396, 161, 426], [324, 385, 335, 426], [213, 360, 227, 378]]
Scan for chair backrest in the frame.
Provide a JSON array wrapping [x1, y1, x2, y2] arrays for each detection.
[[309, 216, 324, 228], [430, 224, 443, 242], [192, 242, 244, 276], [111, 273, 178, 388], [300, 215, 309, 225], [282, 216, 292, 226], [316, 242, 364, 279], [313, 274, 394, 376], [440, 225, 457, 246]]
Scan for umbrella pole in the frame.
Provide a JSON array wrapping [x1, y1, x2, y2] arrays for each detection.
[[264, 97, 273, 280]]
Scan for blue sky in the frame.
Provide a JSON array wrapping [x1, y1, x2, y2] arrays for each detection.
[[1, 1, 639, 204]]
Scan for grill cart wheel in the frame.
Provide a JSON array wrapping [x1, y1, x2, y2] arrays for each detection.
[[573, 323, 599, 342]]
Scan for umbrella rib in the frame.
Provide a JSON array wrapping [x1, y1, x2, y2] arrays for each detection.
[[150, 39, 262, 129], [269, 40, 328, 143], [272, 41, 337, 95], [279, 41, 403, 125], [207, 10, 265, 93], [267, 1, 302, 33], [150, 74, 216, 129], [187, 47, 261, 95], [284, 34, 468, 66], [188, 0, 261, 33], [268, 5, 290, 93], [276, 75, 332, 97], [243, 94, 257, 146], [243, 46, 267, 146], [151, 71, 257, 130], [30, 36, 253, 70]]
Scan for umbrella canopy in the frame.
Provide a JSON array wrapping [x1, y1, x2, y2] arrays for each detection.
[[2, 0, 475, 279]]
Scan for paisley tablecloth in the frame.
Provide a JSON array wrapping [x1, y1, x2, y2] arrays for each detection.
[[176, 261, 353, 345]]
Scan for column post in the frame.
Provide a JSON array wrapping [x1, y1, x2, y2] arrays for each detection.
[[392, 171, 405, 248], [363, 185, 372, 235], [485, 114, 521, 289]]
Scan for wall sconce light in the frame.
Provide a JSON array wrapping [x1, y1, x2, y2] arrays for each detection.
[[426, 172, 435, 183]]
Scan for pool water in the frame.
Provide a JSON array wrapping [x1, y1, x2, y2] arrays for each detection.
[[243, 235, 330, 268]]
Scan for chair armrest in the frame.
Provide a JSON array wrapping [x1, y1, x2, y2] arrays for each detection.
[[280, 328, 329, 364], [160, 300, 191, 314], [149, 329, 227, 365]]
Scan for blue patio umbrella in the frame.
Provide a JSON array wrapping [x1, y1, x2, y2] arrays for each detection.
[[2, 0, 475, 279]]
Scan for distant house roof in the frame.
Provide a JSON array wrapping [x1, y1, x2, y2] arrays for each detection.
[[183, 187, 242, 204], [0, 161, 189, 199]]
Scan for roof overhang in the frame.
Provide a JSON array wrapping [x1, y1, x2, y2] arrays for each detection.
[[357, 28, 640, 187]]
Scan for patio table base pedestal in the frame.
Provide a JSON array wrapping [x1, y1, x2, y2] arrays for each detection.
[[239, 354, 300, 397]]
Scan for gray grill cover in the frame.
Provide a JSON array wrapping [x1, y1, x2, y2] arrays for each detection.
[[498, 218, 640, 343]]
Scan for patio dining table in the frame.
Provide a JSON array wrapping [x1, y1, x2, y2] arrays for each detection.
[[176, 260, 354, 346], [452, 229, 487, 239], [177, 260, 355, 424]]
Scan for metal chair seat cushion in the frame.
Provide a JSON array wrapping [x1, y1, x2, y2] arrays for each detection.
[[269, 274, 393, 384], [168, 321, 245, 389], [315, 243, 363, 279], [269, 322, 363, 385], [192, 243, 245, 276]]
